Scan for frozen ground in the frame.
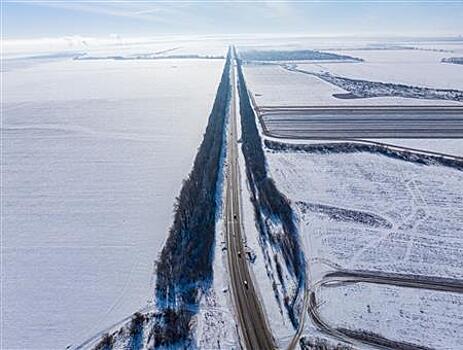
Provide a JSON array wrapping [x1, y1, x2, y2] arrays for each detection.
[[260, 110, 463, 139], [366, 138, 463, 157], [243, 64, 461, 106], [237, 39, 463, 348], [262, 136, 463, 161], [3, 57, 223, 349], [242, 42, 463, 106], [298, 49, 463, 91], [240, 40, 463, 348], [319, 283, 463, 349], [266, 148, 463, 279], [244, 64, 350, 106], [3, 36, 195, 59], [265, 143, 463, 347], [237, 37, 463, 53], [4, 35, 462, 349]]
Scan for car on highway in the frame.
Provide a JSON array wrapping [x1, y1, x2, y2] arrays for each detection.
[[243, 280, 249, 289]]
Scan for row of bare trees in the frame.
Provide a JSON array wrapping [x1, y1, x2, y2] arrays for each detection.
[[235, 50, 306, 327], [150, 48, 232, 347], [265, 139, 463, 171]]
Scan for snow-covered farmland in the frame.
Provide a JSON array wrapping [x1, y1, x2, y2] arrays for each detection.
[[265, 143, 463, 347], [298, 49, 463, 91], [266, 148, 463, 280], [3, 57, 223, 349], [244, 64, 348, 106], [367, 138, 463, 157], [243, 63, 461, 107], [2, 35, 220, 60], [319, 283, 463, 349]]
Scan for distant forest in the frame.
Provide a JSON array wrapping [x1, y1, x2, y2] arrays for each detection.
[[239, 49, 363, 62]]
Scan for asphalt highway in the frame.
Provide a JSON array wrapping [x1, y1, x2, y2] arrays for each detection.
[[225, 59, 276, 350]]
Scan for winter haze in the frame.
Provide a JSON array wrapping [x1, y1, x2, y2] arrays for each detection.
[[2, 2, 463, 350]]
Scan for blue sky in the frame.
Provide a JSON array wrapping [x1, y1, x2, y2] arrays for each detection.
[[4, 1, 463, 39]]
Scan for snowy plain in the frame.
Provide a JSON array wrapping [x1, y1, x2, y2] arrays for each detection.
[[298, 49, 463, 91], [3, 35, 463, 349], [239, 39, 463, 348], [239, 39, 463, 347], [366, 138, 463, 157], [267, 149, 463, 279], [320, 283, 463, 349], [3, 55, 223, 349], [243, 64, 462, 107], [264, 146, 463, 347], [243, 44, 463, 155]]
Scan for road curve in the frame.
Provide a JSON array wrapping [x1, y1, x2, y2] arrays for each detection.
[[322, 270, 463, 294], [286, 287, 309, 350], [225, 56, 276, 350], [305, 270, 463, 350], [307, 291, 432, 350]]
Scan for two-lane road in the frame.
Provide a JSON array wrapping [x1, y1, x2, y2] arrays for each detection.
[[225, 58, 276, 350]]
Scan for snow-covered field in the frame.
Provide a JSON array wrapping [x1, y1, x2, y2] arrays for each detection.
[[3, 57, 223, 349], [241, 40, 463, 348], [264, 144, 463, 347], [266, 149, 463, 280], [243, 64, 461, 106], [320, 283, 463, 349], [242, 41, 463, 106], [4, 35, 463, 349], [2, 36, 202, 59], [237, 37, 463, 53], [244, 64, 349, 106], [366, 138, 463, 157], [298, 49, 463, 91]]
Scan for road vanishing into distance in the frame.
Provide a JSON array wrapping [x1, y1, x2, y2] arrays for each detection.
[[229, 56, 463, 349], [225, 59, 276, 350]]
